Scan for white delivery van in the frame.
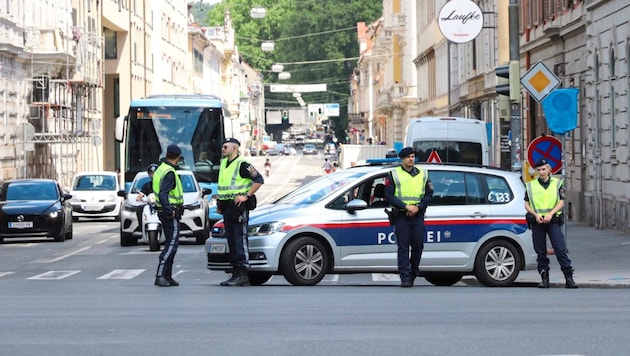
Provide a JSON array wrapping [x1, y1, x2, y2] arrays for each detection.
[[404, 117, 489, 166]]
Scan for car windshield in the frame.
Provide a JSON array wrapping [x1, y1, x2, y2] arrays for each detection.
[[275, 171, 365, 205], [73, 174, 116, 190], [2, 181, 59, 201]]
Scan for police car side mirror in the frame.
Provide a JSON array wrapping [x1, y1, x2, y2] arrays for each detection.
[[345, 199, 368, 213]]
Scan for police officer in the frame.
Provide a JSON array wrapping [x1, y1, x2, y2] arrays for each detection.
[[525, 158, 578, 289], [136, 163, 158, 201], [153, 145, 184, 287], [217, 138, 264, 287], [384, 147, 433, 287]]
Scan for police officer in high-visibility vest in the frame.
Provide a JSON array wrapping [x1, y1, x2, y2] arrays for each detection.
[[384, 147, 433, 287], [153, 144, 184, 287], [525, 158, 578, 289], [217, 138, 264, 287]]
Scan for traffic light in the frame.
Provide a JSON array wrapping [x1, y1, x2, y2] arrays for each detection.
[[282, 111, 288, 124], [495, 61, 520, 101]]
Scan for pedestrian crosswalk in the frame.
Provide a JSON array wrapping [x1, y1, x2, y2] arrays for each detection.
[[1, 269, 413, 285]]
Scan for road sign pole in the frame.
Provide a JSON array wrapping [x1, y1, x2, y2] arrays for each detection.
[[561, 133, 568, 247], [509, 0, 521, 172]]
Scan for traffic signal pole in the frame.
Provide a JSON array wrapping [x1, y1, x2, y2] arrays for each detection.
[[508, 0, 521, 172]]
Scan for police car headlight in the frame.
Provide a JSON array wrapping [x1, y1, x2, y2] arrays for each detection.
[[248, 222, 285, 236]]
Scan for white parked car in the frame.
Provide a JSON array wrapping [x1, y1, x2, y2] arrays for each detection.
[[69, 171, 122, 221], [118, 170, 212, 246]]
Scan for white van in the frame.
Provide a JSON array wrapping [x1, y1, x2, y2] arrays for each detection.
[[404, 117, 489, 166]]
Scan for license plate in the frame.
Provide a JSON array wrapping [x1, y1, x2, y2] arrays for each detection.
[[82, 205, 102, 212], [209, 244, 226, 254], [9, 221, 33, 229]]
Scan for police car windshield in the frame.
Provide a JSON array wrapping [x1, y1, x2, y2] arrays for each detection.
[[276, 171, 365, 205]]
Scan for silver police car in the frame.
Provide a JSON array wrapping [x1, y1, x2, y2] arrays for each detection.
[[206, 163, 536, 286]]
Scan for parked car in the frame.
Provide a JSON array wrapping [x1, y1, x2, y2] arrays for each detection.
[[302, 144, 318, 155], [69, 171, 123, 221], [118, 170, 212, 246], [0, 179, 73, 242], [206, 162, 536, 287]]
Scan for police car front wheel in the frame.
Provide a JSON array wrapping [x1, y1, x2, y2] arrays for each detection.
[[474, 239, 521, 287]]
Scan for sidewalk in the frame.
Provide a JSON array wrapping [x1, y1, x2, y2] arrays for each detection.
[[514, 221, 630, 288]]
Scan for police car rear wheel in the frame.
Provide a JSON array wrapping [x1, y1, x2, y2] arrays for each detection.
[[281, 236, 328, 286], [474, 240, 521, 287]]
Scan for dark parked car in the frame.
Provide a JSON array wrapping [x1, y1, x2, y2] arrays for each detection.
[[0, 179, 73, 242]]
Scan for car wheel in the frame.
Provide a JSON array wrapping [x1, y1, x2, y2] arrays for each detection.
[[120, 232, 136, 246], [148, 230, 160, 252], [280, 236, 328, 286], [423, 273, 463, 286], [65, 225, 73, 240], [474, 239, 521, 287], [195, 228, 209, 245], [248, 272, 273, 286], [53, 229, 66, 242]]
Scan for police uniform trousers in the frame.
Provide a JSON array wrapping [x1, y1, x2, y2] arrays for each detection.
[[531, 221, 572, 273], [222, 203, 249, 269], [393, 212, 425, 280], [155, 212, 180, 278]]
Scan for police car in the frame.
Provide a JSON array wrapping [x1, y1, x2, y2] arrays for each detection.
[[206, 162, 536, 286]]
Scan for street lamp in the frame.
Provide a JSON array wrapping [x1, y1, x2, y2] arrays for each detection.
[[278, 72, 290, 80], [261, 41, 275, 52], [250, 6, 266, 19]]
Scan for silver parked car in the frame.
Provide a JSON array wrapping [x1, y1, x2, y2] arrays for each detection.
[[206, 162, 536, 287], [119, 170, 211, 246]]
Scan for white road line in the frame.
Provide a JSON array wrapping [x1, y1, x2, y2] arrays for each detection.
[[372, 273, 400, 282], [0, 272, 15, 278], [97, 269, 145, 279], [27, 270, 80, 280], [31, 246, 92, 263]]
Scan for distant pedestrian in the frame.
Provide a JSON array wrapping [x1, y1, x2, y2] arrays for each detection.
[[384, 147, 433, 287], [525, 158, 578, 289], [264, 158, 271, 177], [322, 158, 333, 174]]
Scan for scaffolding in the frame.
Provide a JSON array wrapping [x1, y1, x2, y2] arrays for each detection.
[[23, 26, 104, 187]]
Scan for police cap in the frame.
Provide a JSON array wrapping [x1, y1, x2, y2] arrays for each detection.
[[166, 144, 181, 156], [223, 137, 241, 146], [533, 158, 548, 168], [398, 147, 414, 159]]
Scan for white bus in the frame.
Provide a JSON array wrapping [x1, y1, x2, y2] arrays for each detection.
[[404, 117, 489, 166]]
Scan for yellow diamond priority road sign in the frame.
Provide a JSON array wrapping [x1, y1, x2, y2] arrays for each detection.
[[520, 60, 561, 102]]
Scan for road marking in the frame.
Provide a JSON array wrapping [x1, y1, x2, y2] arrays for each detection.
[[31, 246, 92, 263], [0, 272, 15, 278], [27, 270, 80, 280], [97, 269, 145, 279], [322, 274, 339, 282], [372, 273, 400, 282]]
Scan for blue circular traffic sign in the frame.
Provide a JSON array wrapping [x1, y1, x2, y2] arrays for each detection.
[[527, 135, 562, 174]]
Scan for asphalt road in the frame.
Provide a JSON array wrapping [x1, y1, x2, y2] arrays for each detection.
[[2, 155, 630, 355]]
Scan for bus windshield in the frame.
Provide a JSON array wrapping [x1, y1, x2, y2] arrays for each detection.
[[124, 105, 224, 184], [412, 140, 483, 165]]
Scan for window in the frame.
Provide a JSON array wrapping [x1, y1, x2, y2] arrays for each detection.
[[428, 171, 513, 206], [104, 28, 117, 59]]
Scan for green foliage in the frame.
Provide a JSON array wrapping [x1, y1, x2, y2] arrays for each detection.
[[202, 0, 382, 140]]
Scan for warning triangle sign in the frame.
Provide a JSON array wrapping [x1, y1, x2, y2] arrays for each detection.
[[427, 150, 442, 163]]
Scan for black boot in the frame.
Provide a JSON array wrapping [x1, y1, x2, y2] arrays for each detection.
[[165, 273, 179, 286], [154, 276, 172, 287], [538, 270, 550, 289], [226, 268, 250, 286], [219, 271, 238, 286], [562, 268, 578, 289]]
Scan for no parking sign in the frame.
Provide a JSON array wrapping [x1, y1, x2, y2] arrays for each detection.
[[526, 135, 562, 174]]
